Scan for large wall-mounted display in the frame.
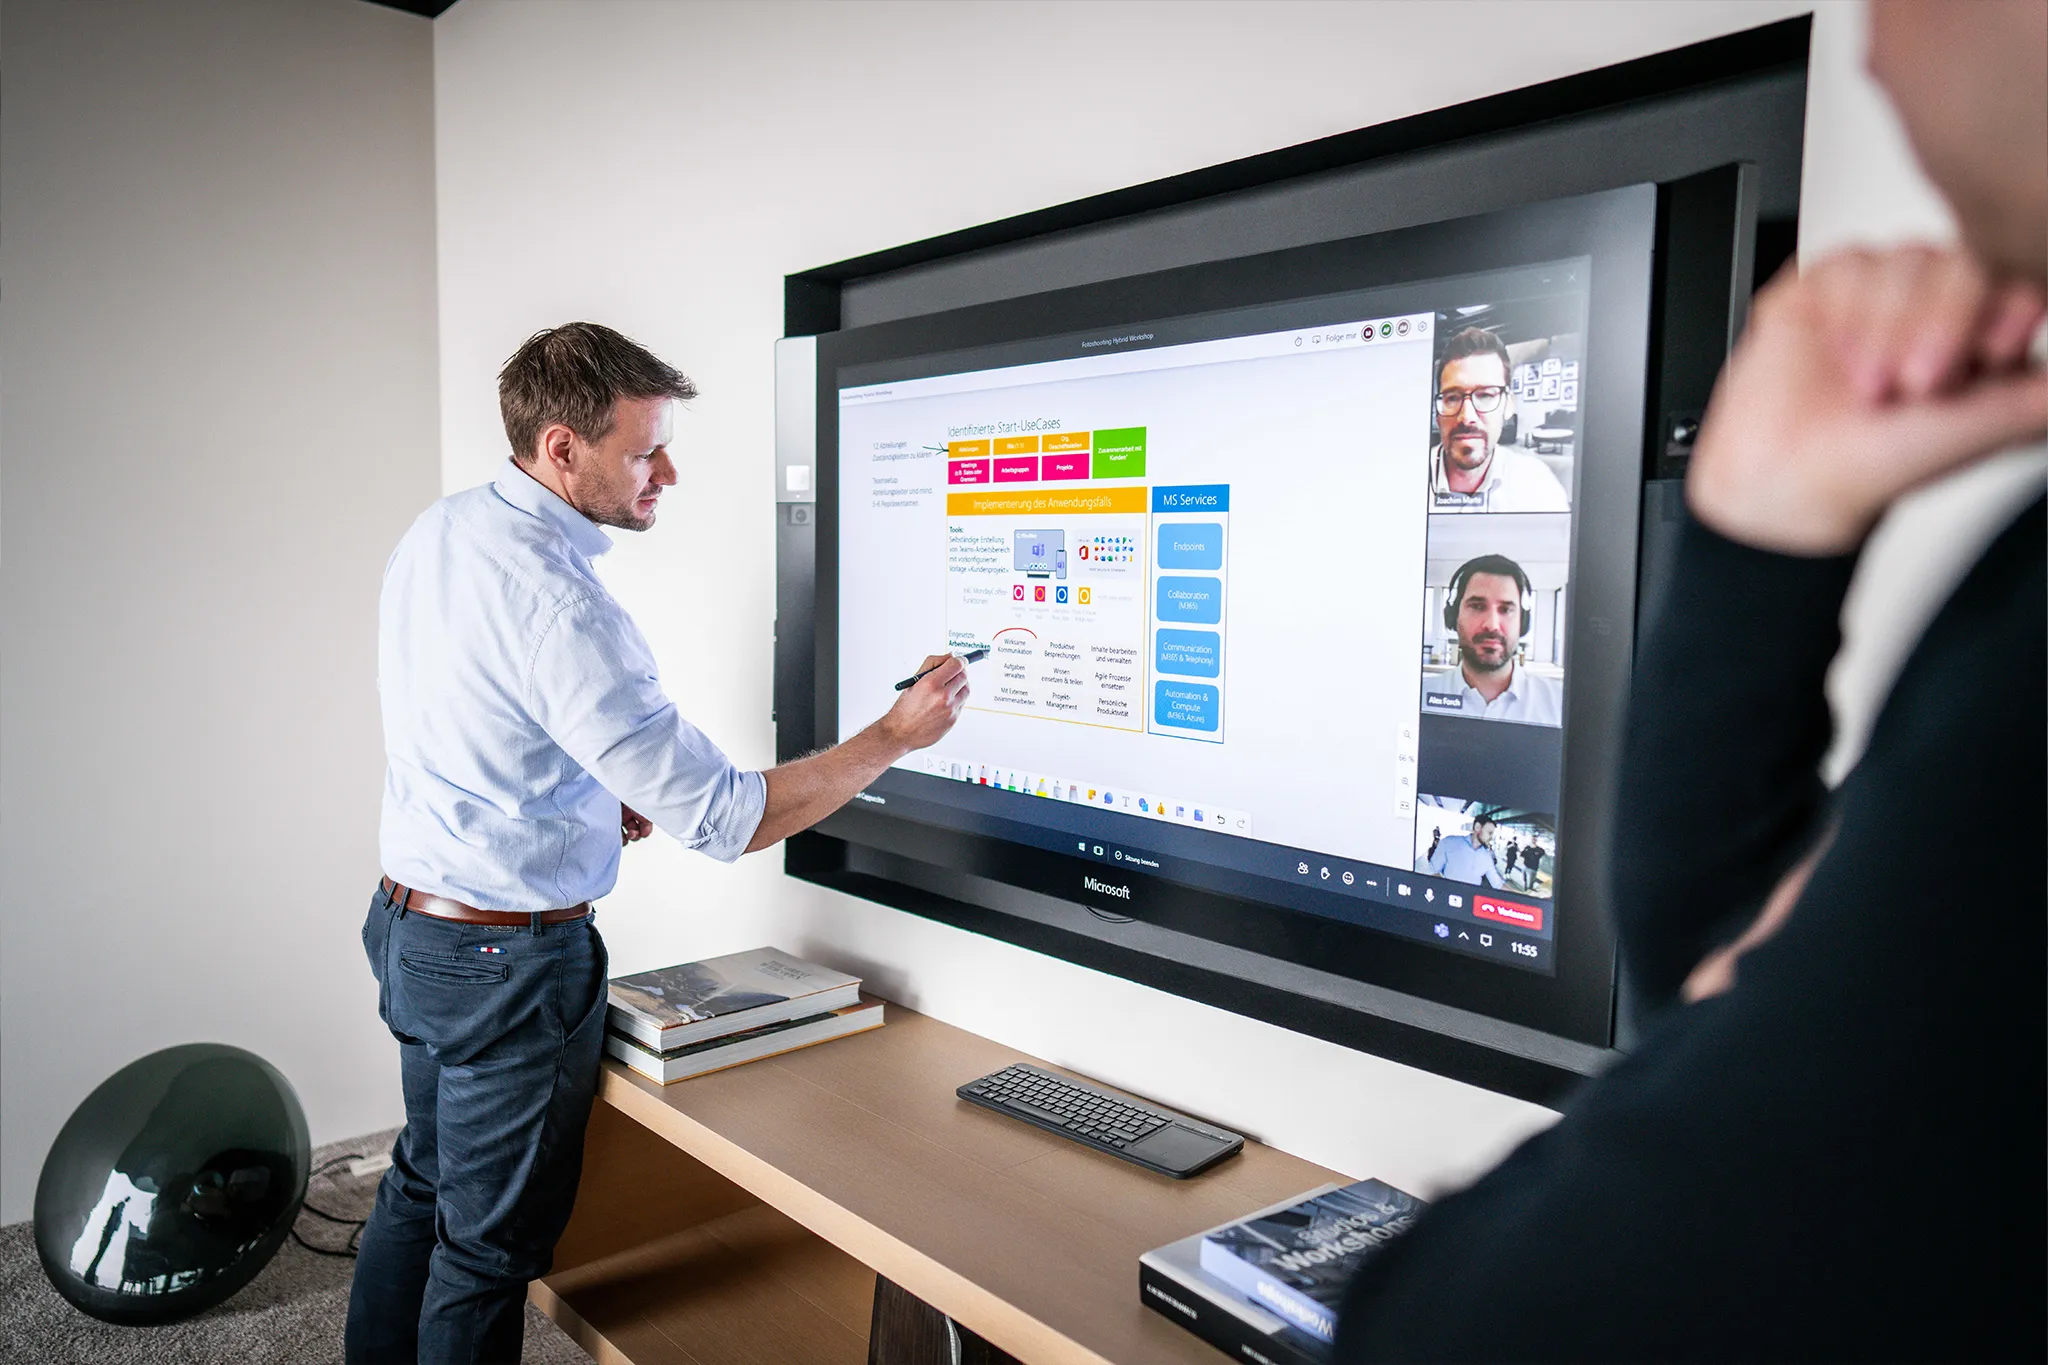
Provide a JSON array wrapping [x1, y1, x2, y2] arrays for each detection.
[[816, 187, 1650, 1052]]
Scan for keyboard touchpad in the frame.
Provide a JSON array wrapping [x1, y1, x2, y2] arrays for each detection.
[[1124, 1125, 1230, 1174]]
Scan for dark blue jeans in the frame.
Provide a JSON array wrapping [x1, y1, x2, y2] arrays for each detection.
[[344, 883, 608, 1364]]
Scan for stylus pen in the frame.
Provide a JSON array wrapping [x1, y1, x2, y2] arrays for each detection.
[[894, 648, 987, 691]]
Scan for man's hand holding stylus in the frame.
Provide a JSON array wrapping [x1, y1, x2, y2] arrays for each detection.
[[744, 652, 969, 853], [879, 653, 969, 751]]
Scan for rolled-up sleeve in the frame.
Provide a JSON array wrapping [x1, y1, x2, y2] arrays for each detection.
[[525, 594, 766, 862]]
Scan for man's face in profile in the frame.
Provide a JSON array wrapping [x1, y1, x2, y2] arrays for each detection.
[[1471, 819, 1495, 849], [1437, 352, 1513, 478], [571, 395, 677, 532], [1455, 571, 1524, 675]]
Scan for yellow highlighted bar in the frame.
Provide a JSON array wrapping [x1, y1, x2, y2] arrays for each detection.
[[948, 487, 1147, 516], [948, 440, 990, 459], [1042, 431, 1090, 453], [993, 435, 1040, 455]]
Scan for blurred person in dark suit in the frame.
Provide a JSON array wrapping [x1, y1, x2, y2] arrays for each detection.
[[1339, 2, 2047, 1358]]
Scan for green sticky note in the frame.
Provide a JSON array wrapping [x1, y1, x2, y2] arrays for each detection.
[[1092, 427, 1147, 478]]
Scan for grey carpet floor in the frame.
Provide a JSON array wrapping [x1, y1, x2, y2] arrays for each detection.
[[0, 1127, 592, 1365]]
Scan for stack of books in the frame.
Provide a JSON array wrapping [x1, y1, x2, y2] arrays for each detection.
[[1139, 1178, 1425, 1364], [603, 947, 883, 1083]]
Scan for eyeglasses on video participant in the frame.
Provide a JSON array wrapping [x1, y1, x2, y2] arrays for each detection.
[[1430, 325, 1571, 512], [1421, 553, 1560, 726]]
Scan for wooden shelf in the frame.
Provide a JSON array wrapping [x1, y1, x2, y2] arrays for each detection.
[[535, 999, 1342, 1365]]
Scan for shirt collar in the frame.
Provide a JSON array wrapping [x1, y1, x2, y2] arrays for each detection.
[[493, 461, 613, 559]]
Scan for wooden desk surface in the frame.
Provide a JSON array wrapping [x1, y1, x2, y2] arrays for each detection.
[[584, 999, 1343, 1365]]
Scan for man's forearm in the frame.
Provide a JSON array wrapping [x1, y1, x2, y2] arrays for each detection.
[[745, 723, 908, 853]]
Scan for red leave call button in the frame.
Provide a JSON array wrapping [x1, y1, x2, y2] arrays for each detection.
[[1473, 895, 1544, 931]]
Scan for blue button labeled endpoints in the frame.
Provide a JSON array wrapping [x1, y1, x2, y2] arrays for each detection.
[[1154, 680, 1220, 731], [1155, 628, 1221, 678], [1156, 522, 1223, 570], [1156, 575, 1222, 624]]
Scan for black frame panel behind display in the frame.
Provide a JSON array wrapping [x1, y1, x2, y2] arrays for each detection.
[[810, 186, 1655, 1050]]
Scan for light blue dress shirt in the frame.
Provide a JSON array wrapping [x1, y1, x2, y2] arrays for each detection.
[[1427, 834, 1504, 888], [378, 463, 765, 911]]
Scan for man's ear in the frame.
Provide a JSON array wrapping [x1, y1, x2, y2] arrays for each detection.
[[540, 423, 577, 472]]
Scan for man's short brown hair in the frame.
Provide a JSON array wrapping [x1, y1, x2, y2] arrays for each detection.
[[1436, 325, 1513, 388], [498, 323, 698, 465]]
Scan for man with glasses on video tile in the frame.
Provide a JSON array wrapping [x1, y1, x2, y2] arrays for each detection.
[[1430, 325, 1570, 512], [1421, 553, 1561, 725], [346, 323, 968, 1365]]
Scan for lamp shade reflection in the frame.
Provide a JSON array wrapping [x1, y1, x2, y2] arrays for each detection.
[[34, 1043, 309, 1324]]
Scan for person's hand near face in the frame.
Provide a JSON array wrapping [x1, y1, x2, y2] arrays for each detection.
[[1688, 246, 2046, 556]]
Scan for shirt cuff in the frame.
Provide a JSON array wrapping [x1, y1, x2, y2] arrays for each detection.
[[685, 768, 767, 864]]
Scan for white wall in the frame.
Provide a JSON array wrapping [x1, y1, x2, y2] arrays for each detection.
[[432, 0, 1841, 1195], [0, 0, 439, 1224]]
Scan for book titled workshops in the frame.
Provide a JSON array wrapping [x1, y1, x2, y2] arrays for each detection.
[[1198, 1179, 1423, 1344]]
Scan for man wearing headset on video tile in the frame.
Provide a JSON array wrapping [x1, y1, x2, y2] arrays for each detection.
[[1419, 553, 1561, 725], [1430, 325, 1570, 512]]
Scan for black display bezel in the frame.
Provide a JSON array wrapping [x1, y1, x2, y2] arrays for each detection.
[[812, 185, 1656, 1048]]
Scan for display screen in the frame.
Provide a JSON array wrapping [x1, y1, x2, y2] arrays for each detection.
[[835, 258, 1593, 978]]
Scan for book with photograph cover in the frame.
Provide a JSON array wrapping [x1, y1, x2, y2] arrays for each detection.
[[606, 947, 862, 1050], [1140, 1194, 1337, 1365], [1196, 1179, 1424, 1344], [604, 999, 884, 1083]]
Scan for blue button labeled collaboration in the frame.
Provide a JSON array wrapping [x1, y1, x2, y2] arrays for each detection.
[[1156, 575, 1222, 624], [1156, 523, 1223, 570], [1155, 628, 1221, 678], [1154, 680, 1220, 732]]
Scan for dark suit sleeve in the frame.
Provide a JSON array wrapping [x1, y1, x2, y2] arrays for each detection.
[[1608, 510, 1859, 1008]]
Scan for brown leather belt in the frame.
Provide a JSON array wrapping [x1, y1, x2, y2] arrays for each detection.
[[380, 876, 590, 927]]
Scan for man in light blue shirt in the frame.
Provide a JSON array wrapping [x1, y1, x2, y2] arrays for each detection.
[[1427, 814, 1505, 888], [346, 323, 965, 1364]]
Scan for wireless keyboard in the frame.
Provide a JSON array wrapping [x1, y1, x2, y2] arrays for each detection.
[[956, 1063, 1244, 1179]]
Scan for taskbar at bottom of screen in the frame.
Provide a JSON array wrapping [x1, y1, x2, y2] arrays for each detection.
[[849, 775, 1557, 977]]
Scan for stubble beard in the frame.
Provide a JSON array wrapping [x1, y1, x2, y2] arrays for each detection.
[[576, 488, 656, 533], [1462, 631, 1512, 674]]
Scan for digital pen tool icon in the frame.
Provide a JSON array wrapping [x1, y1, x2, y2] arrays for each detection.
[[1480, 933, 1493, 946]]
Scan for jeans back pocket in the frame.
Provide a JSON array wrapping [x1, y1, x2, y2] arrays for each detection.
[[397, 950, 510, 985]]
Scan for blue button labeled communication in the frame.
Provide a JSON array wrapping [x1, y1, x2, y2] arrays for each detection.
[[1156, 576, 1222, 624], [1154, 680, 1220, 731], [1155, 628, 1221, 678], [1156, 523, 1223, 570]]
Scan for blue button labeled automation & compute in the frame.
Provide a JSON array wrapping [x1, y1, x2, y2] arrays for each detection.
[[1156, 522, 1223, 570], [1154, 680, 1220, 731], [1156, 575, 1222, 624], [1155, 628, 1221, 678]]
